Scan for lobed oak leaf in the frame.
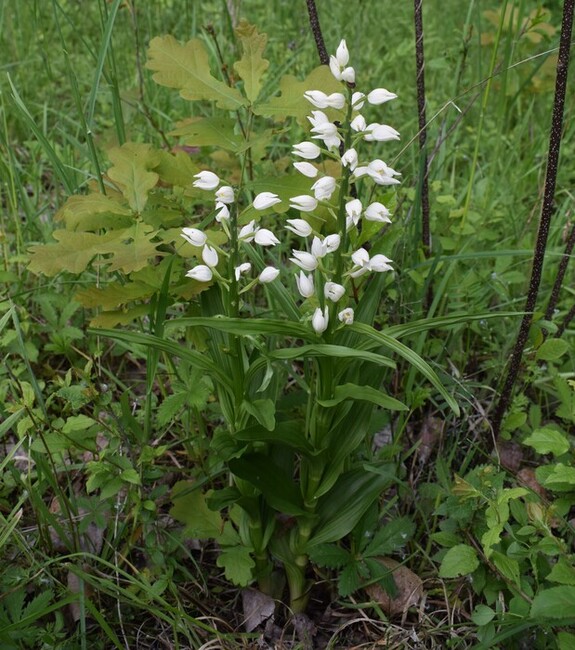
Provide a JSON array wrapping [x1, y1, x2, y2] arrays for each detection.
[[146, 35, 247, 110], [233, 20, 269, 103], [107, 143, 161, 213], [28, 230, 106, 276], [55, 193, 132, 231]]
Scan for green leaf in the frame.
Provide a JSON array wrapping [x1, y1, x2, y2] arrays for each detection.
[[55, 193, 132, 230], [536, 338, 569, 361], [170, 482, 239, 546], [146, 35, 247, 110], [95, 224, 160, 273], [229, 454, 305, 516], [216, 545, 255, 587], [308, 543, 351, 569], [491, 551, 520, 586], [242, 399, 276, 431], [234, 420, 313, 453], [365, 517, 415, 557], [348, 322, 460, 415], [547, 557, 575, 585], [61, 415, 97, 433], [530, 586, 575, 619], [254, 65, 342, 123], [523, 427, 570, 456], [120, 468, 141, 485], [439, 544, 479, 578], [233, 20, 269, 103], [170, 117, 244, 152], [558, 632, 575, 650], [75, 283, 154, 310], [318, 383, 407, 411], [471, 604, 496, 626], [338, 562, 362, 597], [481, 524, 504, 558], [270, 344, 395, 369], [310, 465, 395, 546], [167, 316, 313, 341], [107, 143, 160, 213], [543, 463, 575, 486], [28, 230, 105, 275]]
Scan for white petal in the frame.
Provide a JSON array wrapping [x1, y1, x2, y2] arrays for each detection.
[[254, 229, 280, 246], [181, 227, 207, 247], [286, 219, 312, 237], [293, 162, 319, 178], [312, 306, 329, 334], [193, 171, 219, 190], [367, 88, 398, 105], [215, 185, 235, 204], [235, 262, 251, 281], [295, 271, 314, 298], [259, 267, 280, 283], [324, 281, 346, 302], [289, 195, 318, 212], [351, 92, 365, 109], [338, 307, 354, 325], [311, 176, 336, 201], [335, 39, 349, 66], [340, 66, 355, 83], [253, 192, 281, 210], [290, 250, 318, 271], [186, 265, 213, 282], [202, 245, 219, 268], [292, 141, 322, 159]]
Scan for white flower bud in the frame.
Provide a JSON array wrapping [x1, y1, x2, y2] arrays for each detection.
[[341, 148, 358, 171], [253, 192, 281, 210], [254, 228, 280, 246], [365, 202, 391, 223], [289, 195, 318, 212], [193, 171, 220, 190], [364, 123, 400, 142], [181, 227, 207, 247], [352, 92, 365, 109], [292, 141, 322, 160], [367, 88, 398, 105], [311, 176, 337, 201], [338, 307, 354, 325], [295, 271, 315, 298], [215, 201, 230, 222], [335, 40, 350, 66], [259, 267, 280, 283], [324, 233, 341, 253], [340, 67, 355, 84], [202, 245, 219, 268], [235, 262, 251, 281], [290, 250, 318, 272], [286, 219, 312, 237], [350, 115, 367, 132], [304, 90, 346, 109], [293, 162, 319, 178], [186, 265, 213, 282], [324, 281, 346, 302], [312, 306, 329, 334], [369, 254, 393, 273], [345, 199, 362, 228], [239, 220, 257, 242], [215, 185, 235, 204]]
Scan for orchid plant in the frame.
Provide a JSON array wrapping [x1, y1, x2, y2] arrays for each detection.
[[169, 38, 457, 611], [29, 25, 457, 613]]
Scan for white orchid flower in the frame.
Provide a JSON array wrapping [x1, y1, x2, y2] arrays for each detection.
[[312, 306, 329, 334], [254, 229, 280, 246], [292, 141, 322, 160], [215, 201, 230, 222], [345, 199, 362, 230], [293, 162, 319, 178], [308, 111, 340, 149], [351, 92, 365, 109], [186, 265, 213, 282], [367, 88, 398, 105], [364, 202, 391, 223], [329, 39, 355, 83], [338, 307, 354, 325], [304, 90, 346, 109], [234, 262, 251, 281], [350, 115, 367, 132], [364, 123, 400, 142], [181, 227, 207, 247], [202, 245, 219, 268], [366, 159, 401, 185], [253, 192, 281, 210], [290, 250, 318, 271], [369, 254, 394, 273], [215, 185, 235, 204], [341, 148, 358, 171], [193, 171, 219, 190], [311, 176, 336, 201], [289, 195, 318, 212], [324, 234, 341, 253], [295, 271, 315, 298], [239, 220, 257, 242], [324, 281, 346, 302], [286, 219, 312, 237], [349, 247, 371, 278], [259, 267, 280, 283]]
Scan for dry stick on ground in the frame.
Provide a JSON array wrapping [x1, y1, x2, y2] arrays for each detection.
[[545, 219, 575, 320], [305, 0, 329, 65], [490, 0, 574, 441]]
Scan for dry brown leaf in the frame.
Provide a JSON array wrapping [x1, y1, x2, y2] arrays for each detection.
[[365, 558, 424, 617], [241, 588, 275, 632]]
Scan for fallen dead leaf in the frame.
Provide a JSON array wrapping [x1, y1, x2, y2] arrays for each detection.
[[364, 558, 424, 617]]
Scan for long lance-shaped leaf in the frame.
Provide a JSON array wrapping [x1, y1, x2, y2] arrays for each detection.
[[166, 316, 314, 340], [269, 344, 395, 369], [348, 322, 460, 415], [384, 311, 522, 340], [89, 328, 233, 393]]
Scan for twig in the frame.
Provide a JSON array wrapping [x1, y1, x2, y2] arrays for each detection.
[[305, 0, 329, 65], [556, 302, 575, 339], [491, 0, 574, 439]]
